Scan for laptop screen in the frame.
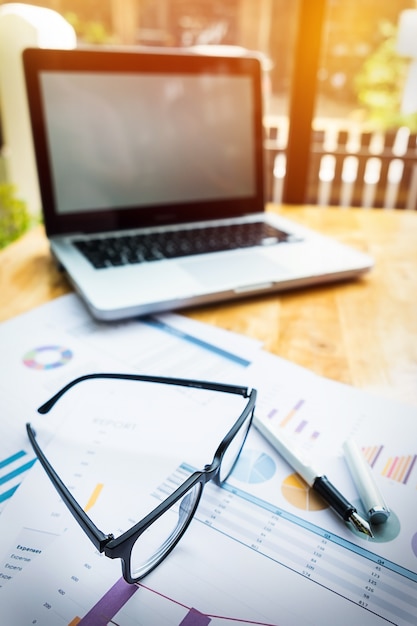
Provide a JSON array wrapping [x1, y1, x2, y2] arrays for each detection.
[[40, 71, 256, 214], [24, 48, 265, 235]]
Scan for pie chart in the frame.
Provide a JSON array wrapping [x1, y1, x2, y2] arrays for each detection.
[[281, 473, 327, 511], [232, 450, 276, 484], [23, 345, 73, 370]]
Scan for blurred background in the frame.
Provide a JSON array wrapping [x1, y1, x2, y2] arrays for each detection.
[[1, 0, 416, 246]]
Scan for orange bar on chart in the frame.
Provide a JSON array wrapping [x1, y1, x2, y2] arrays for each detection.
[[84, 483, 104, 512], [279, 399, 305, 428]]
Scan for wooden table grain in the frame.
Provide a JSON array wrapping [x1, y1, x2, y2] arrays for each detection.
[[1, 205, 417, 407]]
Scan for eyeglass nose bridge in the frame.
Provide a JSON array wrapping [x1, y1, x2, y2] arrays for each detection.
[[203, 460, 220, 477]]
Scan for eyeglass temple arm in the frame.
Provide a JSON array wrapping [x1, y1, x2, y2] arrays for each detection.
[[37, 372, 251, 414], [26, 423, 113, 552]]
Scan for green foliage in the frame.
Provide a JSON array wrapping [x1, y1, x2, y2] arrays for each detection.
[[354, 20, 417, 131], [64, 12, 113, 44], [0, 184, 31, 249]]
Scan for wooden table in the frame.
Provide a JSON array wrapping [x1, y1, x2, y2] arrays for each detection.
[[1, 204, 417, 407]]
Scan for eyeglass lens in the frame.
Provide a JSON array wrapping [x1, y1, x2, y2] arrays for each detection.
[[129, 481, 202, 580], [128, 408, 252, 580]]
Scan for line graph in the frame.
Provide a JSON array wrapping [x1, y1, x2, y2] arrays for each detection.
[[1, 452, 417, 625], [60, 461, 417, 626], [74, 577, 282, 626]]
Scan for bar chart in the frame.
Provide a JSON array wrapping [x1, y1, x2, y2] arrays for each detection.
[[382, 454, 417, 485], [0, 450, 36, 510]]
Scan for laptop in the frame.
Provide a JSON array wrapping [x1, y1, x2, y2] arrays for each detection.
[[23, 47, 373, 321]]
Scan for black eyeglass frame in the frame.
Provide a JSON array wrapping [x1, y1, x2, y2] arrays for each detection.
[[26, 372, 256, 583]]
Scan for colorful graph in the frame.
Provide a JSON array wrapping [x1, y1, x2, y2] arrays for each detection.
[[266, 399, 321, 442], [232, 450, 276, 484], [71, 577, 139, 625], [361, 445, 384, 468], [382, 454, 416, 484], [23, 345, 73, 370], [295, 419, 308, 433], [71, 576, 280, 626], [278, 399, 305, 428], [281, 473, 327, 511], [0, 450, 36, 505], [293, 420, 320, 440]]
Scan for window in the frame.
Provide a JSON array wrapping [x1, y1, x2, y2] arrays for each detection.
[[1, 0, 416, 209], [283, 0, 417, 208]]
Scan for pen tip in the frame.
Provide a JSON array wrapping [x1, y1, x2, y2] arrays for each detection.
[[350, 511, 374, 538]]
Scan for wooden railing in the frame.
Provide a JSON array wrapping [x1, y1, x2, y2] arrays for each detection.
[[264, 121, 417, 209]]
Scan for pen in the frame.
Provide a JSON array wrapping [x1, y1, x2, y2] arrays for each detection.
[[343, 438, 390, 524], [254, 418, 374, 538]]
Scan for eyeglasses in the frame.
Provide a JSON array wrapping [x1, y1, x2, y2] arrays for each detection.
[[26, 372, 256, 584]]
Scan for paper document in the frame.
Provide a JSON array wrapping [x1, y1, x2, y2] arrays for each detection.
[[0, 294, 416, 625]]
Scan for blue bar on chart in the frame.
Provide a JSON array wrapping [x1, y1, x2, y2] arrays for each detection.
[[0, 450, 36, 504]]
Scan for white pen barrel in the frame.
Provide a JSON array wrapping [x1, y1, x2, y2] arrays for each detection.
[[254, 418, 318, 485], [343, 438, 390, 524]]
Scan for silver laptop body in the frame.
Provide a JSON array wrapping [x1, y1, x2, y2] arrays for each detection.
[[23, 47, 373, 321]]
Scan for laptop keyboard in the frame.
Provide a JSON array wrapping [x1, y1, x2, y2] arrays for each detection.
[[74, 221, 295, 269]]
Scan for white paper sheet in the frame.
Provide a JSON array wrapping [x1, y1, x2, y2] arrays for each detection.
[[0, 294, 416, 625]]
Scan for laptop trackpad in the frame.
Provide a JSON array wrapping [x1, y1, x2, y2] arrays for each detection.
[[181, 251, 288, 287]]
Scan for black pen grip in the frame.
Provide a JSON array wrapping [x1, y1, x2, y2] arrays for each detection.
[[313, 475, 355, 521]]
